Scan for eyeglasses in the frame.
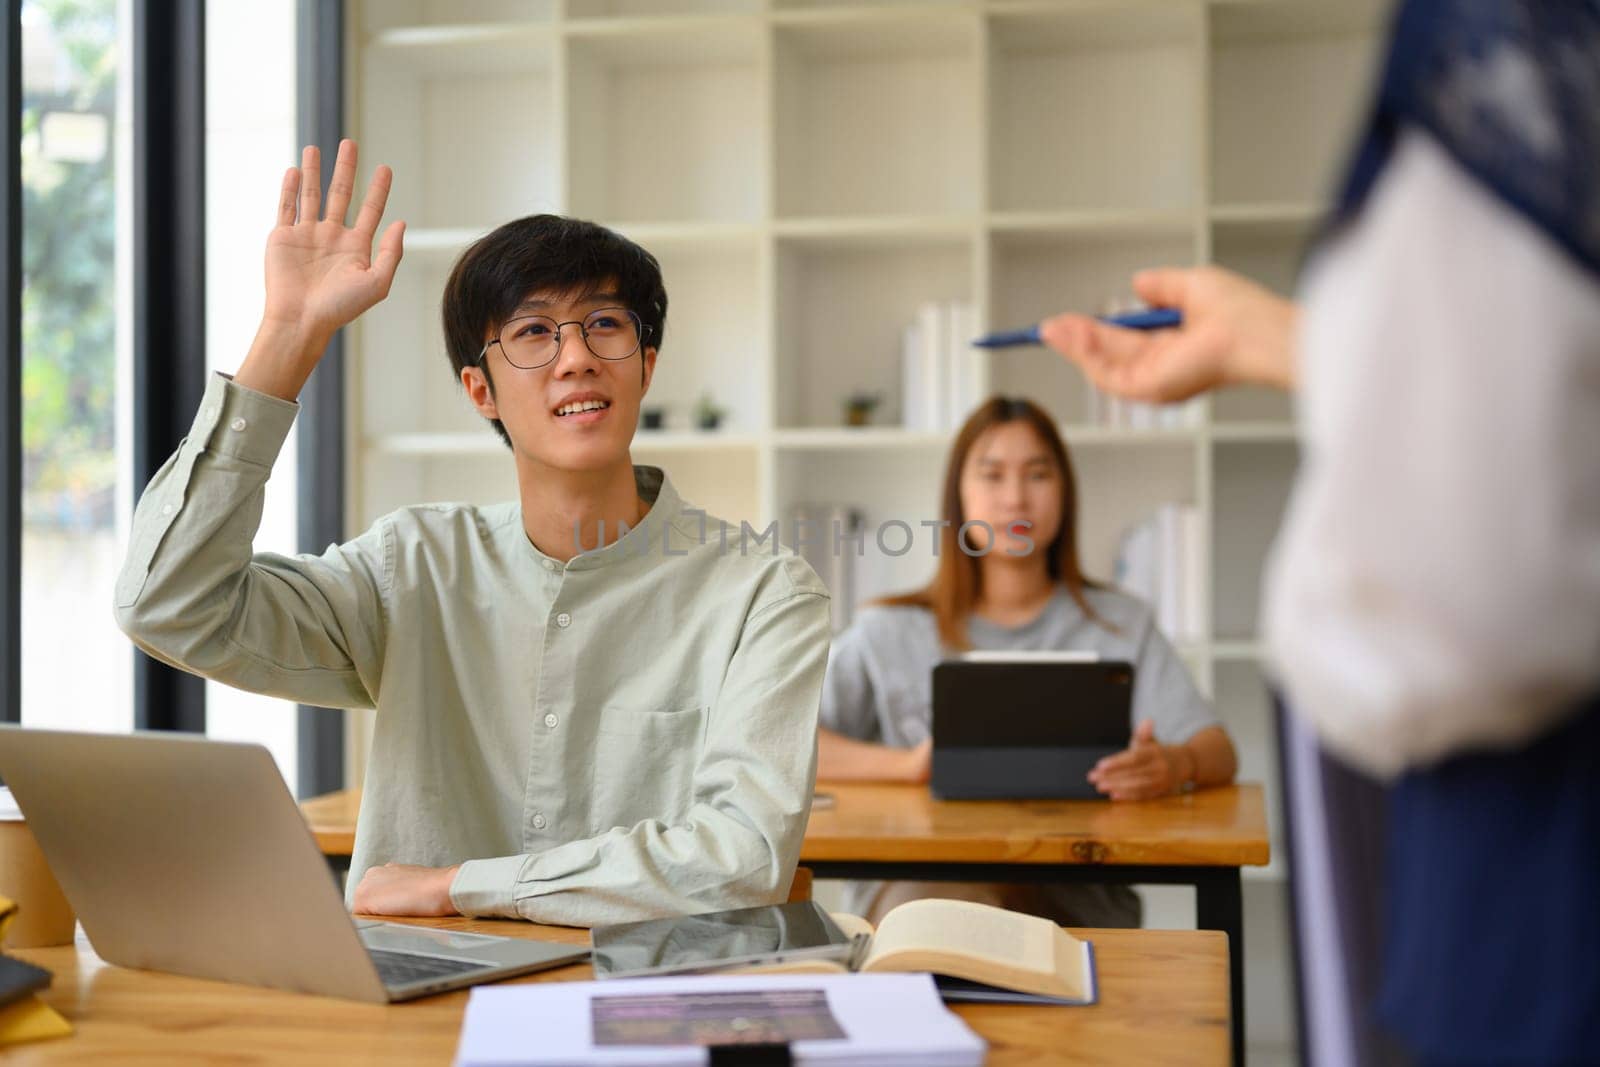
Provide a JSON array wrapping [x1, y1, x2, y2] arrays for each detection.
[[479, 306, 649, 370]]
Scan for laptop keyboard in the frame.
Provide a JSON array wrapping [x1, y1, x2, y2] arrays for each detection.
[[369, 947, 491, 987]]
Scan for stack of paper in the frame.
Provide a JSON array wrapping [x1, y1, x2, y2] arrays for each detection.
[[455, 972, 985, 1066]]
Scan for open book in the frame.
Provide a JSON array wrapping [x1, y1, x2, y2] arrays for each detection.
[[738, 899, 1097, 1007]]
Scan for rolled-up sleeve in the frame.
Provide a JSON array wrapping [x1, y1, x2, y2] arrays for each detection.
[[450, 581, 832, 925], [113, 372, 389, 711]]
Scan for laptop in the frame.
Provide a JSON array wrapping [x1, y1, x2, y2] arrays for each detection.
[[0, 727, 588, 1002], [931, 656, 1134, 800]]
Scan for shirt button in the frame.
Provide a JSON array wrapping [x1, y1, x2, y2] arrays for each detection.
[[543, 560, 557, 572], [161, 503, 175, 516], [532, 813, 547, 830], [555, 612, 571, 628], [230, 417, 248, 432], [543, 713, 558, 729]]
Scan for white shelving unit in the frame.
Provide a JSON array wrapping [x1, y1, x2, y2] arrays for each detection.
[[346, 0, 1385, 1052]]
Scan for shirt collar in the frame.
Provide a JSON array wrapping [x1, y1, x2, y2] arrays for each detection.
[[523, 464, 683, 572]]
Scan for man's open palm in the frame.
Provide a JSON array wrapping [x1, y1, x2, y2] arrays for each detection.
[[264, 139, 404, 339]]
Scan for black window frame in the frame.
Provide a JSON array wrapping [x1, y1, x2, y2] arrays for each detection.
[[2, 1, 348, 802], [294, 0, 347, 799]]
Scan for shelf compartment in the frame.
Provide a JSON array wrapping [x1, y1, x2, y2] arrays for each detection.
[[986, 227, 1197, 426], [565, 19, 766, 223], [357, 1, 556, 34], [773, 232, 975, 430], [774, 12, 981, 218], [1209, 2, 1384, 206], [566, 0, 763, 18], [360, 34, 558, 228], [1211, 440, 1299, 642], [640, 241, 767, 433], [987, 3, 1201, 214]]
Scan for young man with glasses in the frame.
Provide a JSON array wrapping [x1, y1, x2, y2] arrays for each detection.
[[113, 141, 831, 925]]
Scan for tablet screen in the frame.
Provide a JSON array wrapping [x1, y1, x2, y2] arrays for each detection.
[[591, 900, 856, 980]]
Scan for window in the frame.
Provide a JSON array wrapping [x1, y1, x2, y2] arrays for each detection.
[[19, 0, 132, 733]]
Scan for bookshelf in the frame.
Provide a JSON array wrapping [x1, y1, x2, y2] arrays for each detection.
[[345, 0, 1384, 1051]]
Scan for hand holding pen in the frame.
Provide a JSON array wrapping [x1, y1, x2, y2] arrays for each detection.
[[975, 266, 1300, 404]]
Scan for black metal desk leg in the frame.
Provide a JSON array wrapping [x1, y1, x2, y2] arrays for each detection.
[[1195, 868, 1245, 1066]]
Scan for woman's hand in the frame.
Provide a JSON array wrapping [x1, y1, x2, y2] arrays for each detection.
[[1087, 720, 1193, 801], [237, 139, 405, 401], [351, 862, 461, 917], [1039, 265, 1299, 404], [898, 737, 933, 784]]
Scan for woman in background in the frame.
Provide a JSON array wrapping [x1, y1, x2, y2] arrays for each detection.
[[817, 395, 1237, 926]]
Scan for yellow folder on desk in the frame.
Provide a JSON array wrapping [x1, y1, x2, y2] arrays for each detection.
[[0, 896, 71, 1046], [0, 995, 71, 1046]]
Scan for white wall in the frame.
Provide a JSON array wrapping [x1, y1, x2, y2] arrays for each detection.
[[203, 0, 300, 793]]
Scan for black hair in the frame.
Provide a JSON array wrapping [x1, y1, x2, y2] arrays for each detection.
[[441, 214, 668, 449]]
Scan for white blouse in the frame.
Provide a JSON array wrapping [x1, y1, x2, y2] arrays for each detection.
[[1263, 129, 1600, 779]]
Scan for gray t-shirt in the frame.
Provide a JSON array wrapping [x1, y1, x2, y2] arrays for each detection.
[[820, 585, 1217, 748], [818, 585, 1219, 929]]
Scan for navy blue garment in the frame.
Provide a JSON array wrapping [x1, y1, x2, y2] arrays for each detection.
[[1318, 3, 1600, 1061], [1333, 0, 1600, 277], [1376, 694, 1600, 1064]]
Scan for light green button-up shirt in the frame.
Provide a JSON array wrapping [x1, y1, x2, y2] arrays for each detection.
[[114, 374, 831, 926]]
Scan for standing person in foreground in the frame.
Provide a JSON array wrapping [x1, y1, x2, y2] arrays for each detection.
[[114, 140, 831, 926], [1042, 3, 1600, 1061]]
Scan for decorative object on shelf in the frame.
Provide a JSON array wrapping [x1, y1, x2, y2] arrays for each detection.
[[640, 406, 666, 431], [842, 391, 883, 427], [693, 392, 725, 432]]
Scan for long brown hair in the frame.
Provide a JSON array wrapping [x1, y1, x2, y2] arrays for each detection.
[[876, 396, 1108, 649]]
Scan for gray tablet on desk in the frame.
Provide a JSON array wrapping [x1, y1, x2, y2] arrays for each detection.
[[931, 657, 1134, 801]]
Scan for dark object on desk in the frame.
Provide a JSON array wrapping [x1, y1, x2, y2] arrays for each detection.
[[931, 659, 1133, 800], [592, 901, 856, 980], [709, 1043, 793, 1066], [0, 953, 52, 1009]]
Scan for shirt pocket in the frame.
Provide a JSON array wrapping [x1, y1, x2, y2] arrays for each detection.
[[586, 703, 708, 832]]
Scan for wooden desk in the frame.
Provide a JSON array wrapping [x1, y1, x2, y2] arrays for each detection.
[[301, 783, 1268, 1065], [10, 920, 1229, 1065]]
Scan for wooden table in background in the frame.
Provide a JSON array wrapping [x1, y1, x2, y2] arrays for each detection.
[[301, 782, 1268, 1066], [11, 920, 1229, 1065]]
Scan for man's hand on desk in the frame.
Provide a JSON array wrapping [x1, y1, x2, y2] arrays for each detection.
[[1087, 720, 1194, 801], [351, 862, 462, 917]]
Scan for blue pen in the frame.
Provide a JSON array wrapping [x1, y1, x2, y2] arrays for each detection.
[[970, 307, 1183, 348]]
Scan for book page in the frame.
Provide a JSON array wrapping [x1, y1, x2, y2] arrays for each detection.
[[869, 900, 1051, 972], [859, 899, 1087, 1001]]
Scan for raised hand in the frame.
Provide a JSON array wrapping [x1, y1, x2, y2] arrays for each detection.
[[264, 139, 404, 338], [238, 139, 404, 401], [1038, 265, 1298, 404]]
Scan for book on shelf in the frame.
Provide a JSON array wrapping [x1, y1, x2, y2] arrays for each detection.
[[1115, 503, 1205, 645], [901, 300, 983, 434]]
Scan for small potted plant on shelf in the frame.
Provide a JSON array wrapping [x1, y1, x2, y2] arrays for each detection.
[[693, 392, 726, 431], [640, 405, 667, 431], [842, 390, 883, 427]]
